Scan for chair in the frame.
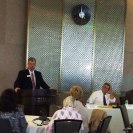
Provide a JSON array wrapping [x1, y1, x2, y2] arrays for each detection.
[[89, 109, 110, 133], [120, 104, 133, 133], [54, 119, 82, 133], [0, 118, 13, 133], [97, 116, 112, 133]]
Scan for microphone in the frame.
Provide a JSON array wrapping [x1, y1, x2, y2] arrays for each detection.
[[32, 116, 50, 126]]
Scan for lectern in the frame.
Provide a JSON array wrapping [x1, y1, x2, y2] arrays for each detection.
[[17, 89, 57, 116]]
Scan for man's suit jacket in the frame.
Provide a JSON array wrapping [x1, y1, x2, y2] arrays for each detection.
[[14, 69, 49, 90]]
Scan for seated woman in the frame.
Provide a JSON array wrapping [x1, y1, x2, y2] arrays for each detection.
[[70, 86, 89, 133], [45, 96, 84, 133], [0, 88, 27, 133]]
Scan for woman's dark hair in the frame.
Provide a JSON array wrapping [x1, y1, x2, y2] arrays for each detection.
[[0, 88, 18, 112]]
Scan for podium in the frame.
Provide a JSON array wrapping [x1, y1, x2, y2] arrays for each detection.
[[17, 89, 57, 116]]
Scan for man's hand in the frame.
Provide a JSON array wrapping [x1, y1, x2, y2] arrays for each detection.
[[15, 87, 20, 93], [109, 92, 115, 99]]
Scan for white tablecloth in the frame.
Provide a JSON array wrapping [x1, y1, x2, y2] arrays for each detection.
[[26, 105, 133, 133], [86, 104, 133, 133], [26, 115, 47, 133]]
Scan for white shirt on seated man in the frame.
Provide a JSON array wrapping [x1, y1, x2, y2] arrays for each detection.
[[87, 83, 116, 106]]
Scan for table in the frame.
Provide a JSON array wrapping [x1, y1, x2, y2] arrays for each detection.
[[26, 115, 48, 133], [86, 104, 133, 133]]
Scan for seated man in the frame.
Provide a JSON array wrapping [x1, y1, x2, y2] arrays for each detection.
[[125, 90, 133, 104], [45, 96, 84, 133], [88, 83, 116, 105]]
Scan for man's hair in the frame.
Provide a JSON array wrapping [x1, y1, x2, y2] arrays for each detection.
[[103, 82, 111, 90], [28, 57, 36, 63]]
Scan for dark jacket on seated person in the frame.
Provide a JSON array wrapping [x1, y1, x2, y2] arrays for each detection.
[[0, 89, 27, 133], [126, 90, 133, 104]]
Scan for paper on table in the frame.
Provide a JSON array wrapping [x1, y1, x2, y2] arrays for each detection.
[[97, 105, 113, 109], [86, 103, 113, 109]]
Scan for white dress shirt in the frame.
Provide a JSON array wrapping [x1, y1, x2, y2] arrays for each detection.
[[88, 90, 116, 105], [29, 70, 36, 86]]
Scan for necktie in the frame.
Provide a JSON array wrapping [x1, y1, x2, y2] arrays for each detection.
[[103, 94, 107, 105], [31, 72, 35, 89]]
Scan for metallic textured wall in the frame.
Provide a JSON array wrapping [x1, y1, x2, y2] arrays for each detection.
[[61, 0, 95, 91], [92, 0, 126, 93], [27, 0, 126, 93], [27, 0, 62, 89]]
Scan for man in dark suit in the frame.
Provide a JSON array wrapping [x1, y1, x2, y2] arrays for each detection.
[[14, 57, 50, 92]]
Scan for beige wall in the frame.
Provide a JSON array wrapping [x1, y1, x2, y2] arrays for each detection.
[[0, 0, 27, 93], [122, 0, 133, 92], [0, 0, 133, 94]]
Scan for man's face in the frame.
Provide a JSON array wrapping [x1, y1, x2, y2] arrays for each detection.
[[102, 85, 110, 94], [27, 61, 36, 71]]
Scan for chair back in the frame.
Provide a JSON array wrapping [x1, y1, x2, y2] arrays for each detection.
[[120, 104, 130, 128], [0, 118, 13, 133], [54, 119, 82, 133], [89, 109, 108, 133], [97, 116, 112, 133]]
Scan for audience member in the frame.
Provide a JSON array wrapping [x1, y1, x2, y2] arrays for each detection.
[[45, 96, 84, 133], [125, 90, 133, 104], [0, 88, 27, 133], [88, 83, 116, 105], [70, 85, 89, 133], [14, 57, 50, 92]]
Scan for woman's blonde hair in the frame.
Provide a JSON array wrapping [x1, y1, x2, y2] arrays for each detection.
[[70, 86, 83, 100], [63, 96, 75, 107]]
